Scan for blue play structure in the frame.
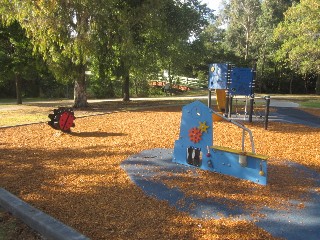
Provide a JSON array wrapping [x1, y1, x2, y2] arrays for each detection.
[[208, 63, 271, 129], [208, 63, 255, 96], [173, 100, 268, 185], [208, 63, 228, 90], [229, 67, 255, 96], [207, 63, 256, 120]]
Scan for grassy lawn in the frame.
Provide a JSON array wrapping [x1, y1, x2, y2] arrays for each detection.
[[0, 112, 49, 127], [0, 93, 319, 127], [266, 94, 320, 108], [298, 99, 320, 108], [0, 97, 71, 104]]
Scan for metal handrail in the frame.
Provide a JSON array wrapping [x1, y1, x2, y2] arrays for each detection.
[[211, 110, 256, 154]]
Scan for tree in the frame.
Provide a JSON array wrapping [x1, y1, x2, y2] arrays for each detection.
[[254, 0, 294, 93], [155, 1, 213, 84], [110, 0, 212, 101], [1, 0, 213, 104], [1, 0, 103, 107], [0, 21, 38, 103], [222, 0, 261, 61], [274, 0, 320, 94]]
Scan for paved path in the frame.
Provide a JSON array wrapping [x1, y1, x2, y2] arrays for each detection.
[[229, 98, 320, 128], [271, 107, 320, 128]]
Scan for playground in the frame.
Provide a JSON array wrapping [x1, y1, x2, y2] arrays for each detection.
[[0, 95, 320, 239]]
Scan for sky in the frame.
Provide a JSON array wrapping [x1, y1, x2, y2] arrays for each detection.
[[201, 0, 224, 11]]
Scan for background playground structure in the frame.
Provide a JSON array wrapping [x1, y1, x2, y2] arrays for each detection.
[[207, 63, 271, 128], [208, 63, 255, 114]]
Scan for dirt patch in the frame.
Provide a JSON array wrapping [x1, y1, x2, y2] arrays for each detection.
[[0, 103, 319, 239]]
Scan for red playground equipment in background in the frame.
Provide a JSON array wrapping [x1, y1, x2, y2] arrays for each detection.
[[48, 107, 76, 132]]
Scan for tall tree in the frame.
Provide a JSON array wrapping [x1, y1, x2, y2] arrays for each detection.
[[156, 0, 213, 84], [0, 21, 38, 104], [1, 0, 212, 103], [111, 0, 212, 101], [274, 0, 320, 94], [254, 0, 294, 92], [222, 0, 261, 60], [1, 0, 103, 107]]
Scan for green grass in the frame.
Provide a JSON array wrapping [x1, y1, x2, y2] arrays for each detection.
[[299, 100, 320, 108], [0, 114, 48, 127], [0, 98, 69, 104], [0, 98, 18, 104]]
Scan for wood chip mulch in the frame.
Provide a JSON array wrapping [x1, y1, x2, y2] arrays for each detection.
[[0, 106, 319, 239]]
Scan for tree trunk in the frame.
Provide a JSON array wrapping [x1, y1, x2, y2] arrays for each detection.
[[123, 73, 130, 101], [277, 67, 282, 93], [316, 74, 320, 95], [304, 74, 308, 94], [122, 61, 130, 102], [134, 78, 138, 96], [259, 54, 265, 93], [289, 77, 293, 94], [73, 64, 88, 108], [15, 74, 22, 105], [168, 63, 173, 96], [245, 29, 249, 60]]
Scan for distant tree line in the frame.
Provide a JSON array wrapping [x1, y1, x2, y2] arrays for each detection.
[[0, 0, 319, 106]]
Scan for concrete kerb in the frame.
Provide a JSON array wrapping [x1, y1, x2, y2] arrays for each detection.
[[0, 188, 89, 240]]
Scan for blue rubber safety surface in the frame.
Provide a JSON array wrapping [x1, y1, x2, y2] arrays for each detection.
[[121, 148, 320, 240], [271, 107, 320, 128]]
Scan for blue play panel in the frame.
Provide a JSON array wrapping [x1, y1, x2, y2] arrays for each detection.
[[173, 100, 268, 185], [121, 148, 320, 240], [229, 67, 254, 96], [208, 63, 228, 90]]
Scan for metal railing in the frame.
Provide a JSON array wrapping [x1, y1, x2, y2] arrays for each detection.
[[211, 110, 256, 153]]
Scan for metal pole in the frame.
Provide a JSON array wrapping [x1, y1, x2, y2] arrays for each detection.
[[242, 129, 245, 152], [248, 95, 254, 122], [211, 110, 256, 153], [244, 97, 248, 120], [225, 63, 231, 117], [208, 89, 211, 108], [228, 95, 233, 118], [249, 62, 256, 122], [225, 91, 229, 117], [264, 95, 271, 130]]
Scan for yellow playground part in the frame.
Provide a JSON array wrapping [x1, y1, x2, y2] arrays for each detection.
[[216, 89, 226, 111], [212, 112, 224, 122]]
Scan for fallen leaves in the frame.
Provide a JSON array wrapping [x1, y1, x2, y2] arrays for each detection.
[[0, 106, 319, 239]]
